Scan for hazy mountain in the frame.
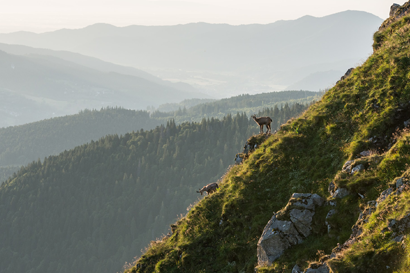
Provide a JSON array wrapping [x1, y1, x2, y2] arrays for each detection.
[[285, 70, 344, 91], [0, 11, 383, 96], [0, 50, 207, 127], [0, 43, 199, 94]]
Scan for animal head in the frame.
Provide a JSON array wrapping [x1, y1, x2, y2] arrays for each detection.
[[197, 189, 204, 195]]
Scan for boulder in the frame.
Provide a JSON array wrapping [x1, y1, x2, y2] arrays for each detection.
[[396, 178, 404, 189], [305, 264, 330, 273], [351, 164, 364, 174], [290, 209, 315, 237], [359, 150, 371, 157], [390, 3, 401, 17], [342, 160, 354, 173], [325, 209, 337, 233], [332, 187, 350, 199], [257, 193, 325, 266], [292, 264, 303, 273]]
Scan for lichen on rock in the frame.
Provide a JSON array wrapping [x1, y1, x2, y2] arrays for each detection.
[[257, 193, 325, 266]]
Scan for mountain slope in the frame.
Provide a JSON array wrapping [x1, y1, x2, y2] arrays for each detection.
[[124, 4, 410, 273], [0, 11, 383, 96], [0, 108, 160, 168], [0, 50, 206, 127], [0, 42, 198, 94], [0, 91, 319, 178], [0, 104, 308, 273]]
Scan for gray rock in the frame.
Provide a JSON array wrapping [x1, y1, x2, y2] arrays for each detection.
[[351, 164, 364, 174], [257, 193, 325, 266], [326, 209, 337, 221], [337, 68, 354, 83], [291, 193, 325, 210], [328, 181, 335, 195], [292, 264, 303, 273], [377, 188, 393, 204], [404, 119, 410, 128], [360, 150, 371, 157], [393, 235, 404, 243], [290, 209, 315, 237], [342, 160, 354, 172], [333, 188, 350, 199], [390, 3, 401, 17], [329, 200, 337, 206], [257, 215, 302, 266], [306, 264, 330, 273], [325, 209, 337, 233], [396, 178, 404, 189]]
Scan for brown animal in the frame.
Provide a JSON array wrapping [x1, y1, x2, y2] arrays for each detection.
[[197, 182, 219, 195], [252, 115, 272, 134]]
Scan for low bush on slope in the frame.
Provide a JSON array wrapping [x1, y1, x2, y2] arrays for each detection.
[[126, 10, 410, 273]]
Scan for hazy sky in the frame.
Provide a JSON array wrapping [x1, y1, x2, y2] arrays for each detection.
[[0, 0, 407, 33]]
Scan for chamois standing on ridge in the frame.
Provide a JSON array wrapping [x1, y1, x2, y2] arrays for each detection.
[[252, 115, 272, 134], [197, 183, 219, 195]]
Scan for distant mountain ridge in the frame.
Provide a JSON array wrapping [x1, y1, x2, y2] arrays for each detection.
[[0, 43, 198, 94], [0, 49, 207, 127], [0, 11, 383, 95]]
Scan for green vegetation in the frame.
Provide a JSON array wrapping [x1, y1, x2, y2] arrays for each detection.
[[0, 107, 160, 167], [124, 12, 410, 273], [0, 91, 316, 183], [0, 103, 307, 273]]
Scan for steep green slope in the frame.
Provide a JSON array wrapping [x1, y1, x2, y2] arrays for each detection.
[[0, 104, 307, 273], [125, 5, 410, 273]]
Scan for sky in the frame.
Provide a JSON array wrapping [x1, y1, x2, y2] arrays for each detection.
[[0, 0, 408, 33]]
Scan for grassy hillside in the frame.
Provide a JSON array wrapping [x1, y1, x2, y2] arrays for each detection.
[[124, 5, 410, 273], [0, 103, 307, 273]]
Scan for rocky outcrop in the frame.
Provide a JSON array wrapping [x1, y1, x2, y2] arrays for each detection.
[[305, 264, 330, 273], [336, 68, 354, 84], [332, 175, 410, 256], [390, 3, 402, 17], [380, 2, 410, 31], [257, 193, 325, 266], [292, 264, 303, 273]]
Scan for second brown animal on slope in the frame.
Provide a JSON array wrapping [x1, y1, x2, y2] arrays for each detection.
[[252, 115, 272, 134], [197, 183, 219, 195]]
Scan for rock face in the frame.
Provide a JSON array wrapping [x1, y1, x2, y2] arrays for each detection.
[[390, 3, 401, 17], [257, 193, 325, 266], [336, 68, 354, 84], [380, 2, 410, 30]]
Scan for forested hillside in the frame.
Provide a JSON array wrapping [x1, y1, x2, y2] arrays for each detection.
[[152, 91, 321, 122], [0, 91, 318, 184], [124, 3, 410, 273], [0, 108, 159, 168], [0, 103, 307, 273]]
